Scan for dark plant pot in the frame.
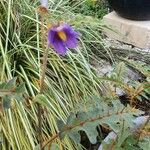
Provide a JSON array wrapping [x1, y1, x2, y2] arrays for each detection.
[[108, 0, 150, 20]]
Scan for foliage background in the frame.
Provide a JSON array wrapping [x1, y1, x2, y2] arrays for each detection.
[[0, 0, 149, 150], [0, 0, 108, 149]]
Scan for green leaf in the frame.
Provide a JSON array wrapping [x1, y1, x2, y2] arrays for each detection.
[[13, 94, 24, 102], [16, 83, 26, 94], [57, 120, 66, 139], [3, 95, 11, 109], [76, 111, 89, 121], [50, 143, 60, 150], [139, 137, 150, 150], [81, 124, 98, 144], [68, 130, 81, 143], [60, 100, 143, 146], [0, 79, 25, 109], [0, 83, 6, 89], [4, 77, 17, 90], [67, 113, 81, 125], [57, 120, 65, 132], [34, 145, 49, 150]]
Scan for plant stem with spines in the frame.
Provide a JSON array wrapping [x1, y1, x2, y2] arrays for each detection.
[[38, 11, 49, 150]]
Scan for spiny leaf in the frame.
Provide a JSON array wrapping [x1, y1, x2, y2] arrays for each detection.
[[3, 95, 11, 109], [57, 120, 65, 132], [3, 77, 17, 90], [50, 143, 60, 150], [34, 144, 50, 150], [16, 83, 26, 94], [67, 113, 80, 125], [57, 100, 143, 145], [68, 130, 81, 143], [0, 78, 26, 109], [0, 83, 6, 89], [80, 124, 98, 144], [57, 120, 66, 139]]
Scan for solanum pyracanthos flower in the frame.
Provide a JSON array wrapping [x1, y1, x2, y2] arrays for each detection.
[[48, 22, 79, 55]]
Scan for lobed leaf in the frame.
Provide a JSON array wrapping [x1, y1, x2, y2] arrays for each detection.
[[57, 100, 143, 145]]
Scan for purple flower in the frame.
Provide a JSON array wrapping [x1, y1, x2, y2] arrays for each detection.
[[48, 23, 79, 56], [40, 0, 48, 9]]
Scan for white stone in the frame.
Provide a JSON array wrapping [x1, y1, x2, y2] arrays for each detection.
[[103, 11, 150, 49]]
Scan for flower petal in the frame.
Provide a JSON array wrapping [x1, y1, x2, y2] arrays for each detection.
[[66, 36, 78, 49], [47, 23, 79, 55], [48, 28, 67, 55], [52, 35, 67, 55], [40, 0, 48, 9], [48, 28, 56, 46], [62, 24, 79, 48]]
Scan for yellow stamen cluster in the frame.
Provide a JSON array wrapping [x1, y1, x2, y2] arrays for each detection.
[[57, 31, 67, 41]]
